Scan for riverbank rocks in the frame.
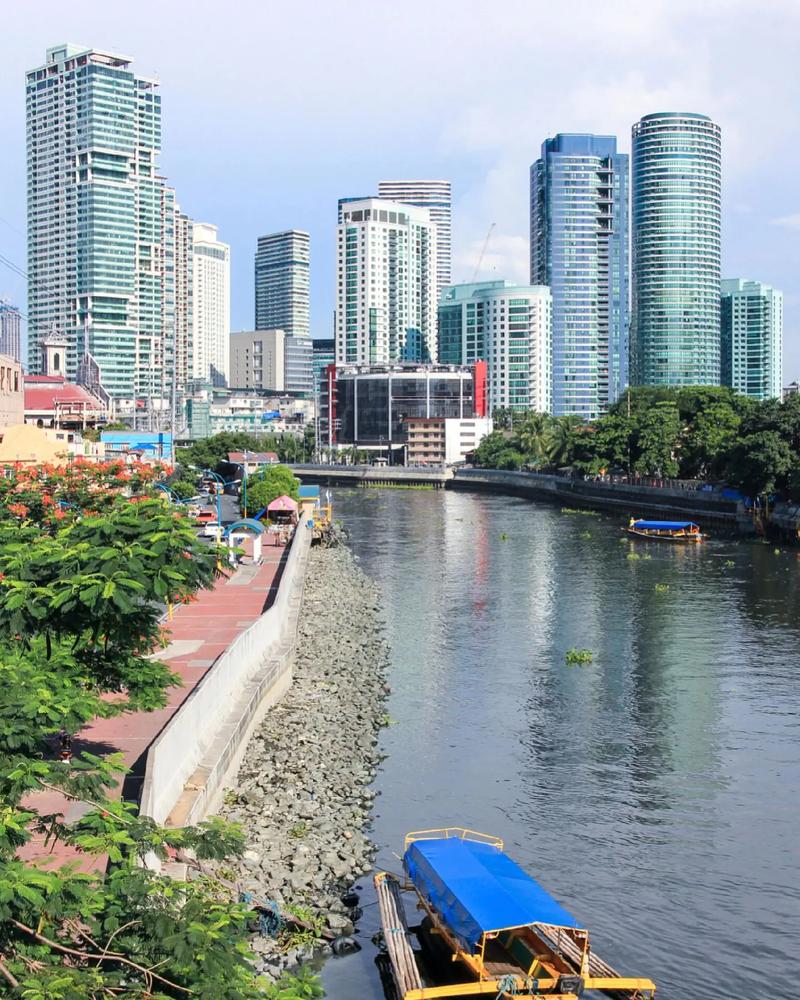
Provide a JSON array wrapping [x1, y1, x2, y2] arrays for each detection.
[[217, 543, 389, 978]]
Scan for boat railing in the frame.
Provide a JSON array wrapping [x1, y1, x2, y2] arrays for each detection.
[[404, 827, 503, 851]]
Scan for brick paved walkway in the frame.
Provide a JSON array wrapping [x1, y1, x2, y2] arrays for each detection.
[[21, 537, 290, 870]]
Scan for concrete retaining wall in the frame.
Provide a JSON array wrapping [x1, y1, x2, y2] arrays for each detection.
[[451, 468, 740, 528], [140, 523, 312, 829]]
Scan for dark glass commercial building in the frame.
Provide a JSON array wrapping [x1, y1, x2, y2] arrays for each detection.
[[630, 113, 722, 386], [322, 364, 485, 455]]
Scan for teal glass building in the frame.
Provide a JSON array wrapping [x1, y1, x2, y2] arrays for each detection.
[[530, 134, 629, 419], [721, 279, 783, 400], [26, 45, 173, 400], [630, 113, 722, 387]]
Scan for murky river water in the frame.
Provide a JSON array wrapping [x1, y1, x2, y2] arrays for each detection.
[[321, 488, 799, 1000]]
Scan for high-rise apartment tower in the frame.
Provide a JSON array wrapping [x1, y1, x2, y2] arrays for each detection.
[[26, 44, 174, 400], [254, 230, 310, 338], [630, 112, 722, 387], [721, 279, 783, 400], [530, 134, 628, 418], [335, 197, 437, 365], [438, 281, 552, 414], [191, 223, 230, 387], [0, 303, 22, 364], [378, 180, 452, 289]]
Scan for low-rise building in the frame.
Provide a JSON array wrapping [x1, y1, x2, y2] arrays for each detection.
[[405, 416, 493, 465], [0, 423, 70, 466], [0, 354, 24, 428], [101, 431, 173, 463], [227, 451, 279, 475], [24, 374, 108, 430], [182, 385, 314, 440]]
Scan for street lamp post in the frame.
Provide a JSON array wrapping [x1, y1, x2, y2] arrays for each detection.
[[242, 450, 248, 519]]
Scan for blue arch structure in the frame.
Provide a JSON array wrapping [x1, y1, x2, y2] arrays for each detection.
[[224, 518, 266, 538]]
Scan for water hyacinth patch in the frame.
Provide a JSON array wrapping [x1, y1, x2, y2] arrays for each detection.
[[565, 648, 593, 665]]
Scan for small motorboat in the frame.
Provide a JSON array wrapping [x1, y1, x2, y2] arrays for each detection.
[[375, 828, 656, 999], [626, 518, 703, 542]]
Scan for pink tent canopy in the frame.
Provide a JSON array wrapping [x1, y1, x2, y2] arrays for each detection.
[[267, 494, 299, 512]]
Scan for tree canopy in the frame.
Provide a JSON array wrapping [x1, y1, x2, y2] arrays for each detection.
[[245, 465, 301, 514], [0, 461, 322, 997], [177, 428, 315, 476], [480, 389, 800, 499]]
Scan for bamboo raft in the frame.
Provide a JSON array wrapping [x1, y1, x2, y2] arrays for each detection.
[[375, 872, 423, 996]]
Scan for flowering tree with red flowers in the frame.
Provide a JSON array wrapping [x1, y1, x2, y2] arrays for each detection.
[[0, 464, 315, 997]]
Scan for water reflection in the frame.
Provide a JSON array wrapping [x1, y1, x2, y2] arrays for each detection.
[[322, 490, 800, 1000]]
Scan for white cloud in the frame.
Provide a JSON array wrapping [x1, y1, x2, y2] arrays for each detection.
[[771, 214, 800, 229]]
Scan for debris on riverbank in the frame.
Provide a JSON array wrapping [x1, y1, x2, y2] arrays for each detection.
[[217, 544, 389, 979]]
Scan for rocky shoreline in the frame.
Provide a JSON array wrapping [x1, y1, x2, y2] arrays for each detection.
[[218, 542, 389, 978]]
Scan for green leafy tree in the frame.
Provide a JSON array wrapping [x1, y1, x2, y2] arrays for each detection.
[[177, 432, 278, 473], [473, 431, 514, 468], [725, 430, 794, 497], [632, 401, 680, 477], [0, 467, 322, 997], [167, 478, 200, 500], [675, 387, 747, 479], [245, 465, 301, 513], [494, 448, 526, 471]]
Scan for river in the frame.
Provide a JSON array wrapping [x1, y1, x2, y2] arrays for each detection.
[[320, 487, 800, 1000]]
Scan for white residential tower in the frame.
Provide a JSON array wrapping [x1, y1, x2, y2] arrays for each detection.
[[335, 197, 437, 365]]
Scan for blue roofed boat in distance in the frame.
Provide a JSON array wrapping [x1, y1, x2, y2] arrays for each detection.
[[374, 828, 656, 999], [627, 518, 703, 542]]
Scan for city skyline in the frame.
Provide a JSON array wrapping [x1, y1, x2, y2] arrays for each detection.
[[2, 2, 799, 378]]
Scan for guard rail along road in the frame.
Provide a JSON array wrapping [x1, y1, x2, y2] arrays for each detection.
[[139, 522, 312, 852]]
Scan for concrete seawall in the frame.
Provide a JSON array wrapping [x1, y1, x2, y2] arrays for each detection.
[[450, 468, 743, 530], [140, 523, 312, 832]]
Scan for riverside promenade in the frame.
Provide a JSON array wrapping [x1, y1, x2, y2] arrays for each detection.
[[21, 540, 290, 871]]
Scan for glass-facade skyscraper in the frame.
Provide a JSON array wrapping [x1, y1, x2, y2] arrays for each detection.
[[530, 134, 628, 419], [721, 279, 783, 400], [26, 44, 174, 400], [631, 112, 722, 387], [254, 230, 310, 338]]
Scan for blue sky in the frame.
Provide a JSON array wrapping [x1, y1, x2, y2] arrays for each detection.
[[2, 0, 800, 375]]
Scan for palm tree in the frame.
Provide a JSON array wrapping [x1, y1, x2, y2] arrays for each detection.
[[516, 412, 552, 467], [547, 414, 584, 468]]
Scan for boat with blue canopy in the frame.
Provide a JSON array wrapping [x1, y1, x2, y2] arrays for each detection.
[[626, 518, 703, 542], [375, 828, 656, 999]]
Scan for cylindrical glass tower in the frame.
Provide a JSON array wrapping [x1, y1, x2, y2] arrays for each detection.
[[630, 112, 721, 386]]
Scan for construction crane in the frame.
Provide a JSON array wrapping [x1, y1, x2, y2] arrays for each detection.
[[471, 222, 496, 281]]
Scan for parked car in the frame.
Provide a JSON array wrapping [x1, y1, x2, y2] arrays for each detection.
[[199, 522, 224, 539]]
